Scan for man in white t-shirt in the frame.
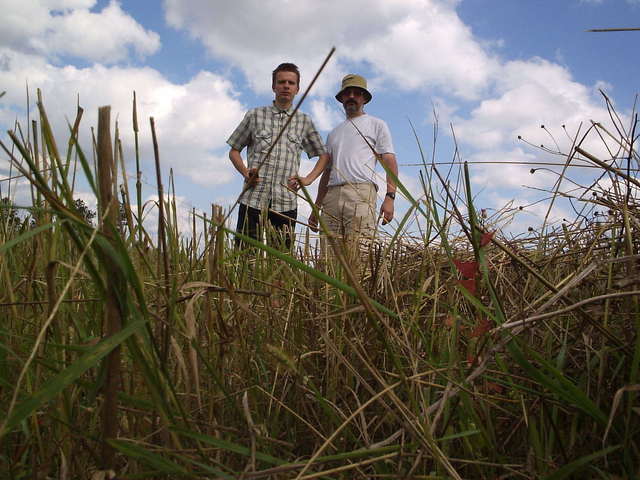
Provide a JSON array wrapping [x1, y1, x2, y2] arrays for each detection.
[[309, 74, 398, 238]]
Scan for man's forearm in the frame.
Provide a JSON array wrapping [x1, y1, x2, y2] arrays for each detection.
[[301, 153, 330, 185], [380, 153, 398, 193], [229, 148, 248, 179], [314, 167, 331, 207]]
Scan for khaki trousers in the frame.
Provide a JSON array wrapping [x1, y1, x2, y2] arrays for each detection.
[[321, 183, 377, 238], [320, 183, 377, 277]]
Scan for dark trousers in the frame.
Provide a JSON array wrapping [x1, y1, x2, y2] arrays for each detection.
[[235, 203, 297, 250]]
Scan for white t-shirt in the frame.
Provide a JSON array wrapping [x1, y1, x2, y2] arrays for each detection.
[[326, 114, 395, 187]]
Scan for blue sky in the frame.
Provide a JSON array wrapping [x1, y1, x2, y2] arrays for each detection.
[[1, 0, 638, 238]]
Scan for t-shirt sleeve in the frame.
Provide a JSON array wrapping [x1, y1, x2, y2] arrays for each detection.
[[375, 120, 395, 155], [226, 110, 252, 151], [302, 116, 327, 158]]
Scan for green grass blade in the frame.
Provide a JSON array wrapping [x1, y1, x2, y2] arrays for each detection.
[[541, 445, 621, 480], [1, 318, 147, 434], [170, 454, 237, 479], [171, 427, 287, 466], [507, 339, 608, 426], [0, 222, 54, 254], [109, 439, 190, 475]]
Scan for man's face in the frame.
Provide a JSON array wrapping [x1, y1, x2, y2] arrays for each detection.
[[340, 87, 366, 115], [273, 71, 299, 105]]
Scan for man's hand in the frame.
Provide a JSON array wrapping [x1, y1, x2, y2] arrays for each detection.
[[245, 167, 261, 188], [308, 211, 319, 232], [287, 175, 311, 191], [380, 196, 394, 225]]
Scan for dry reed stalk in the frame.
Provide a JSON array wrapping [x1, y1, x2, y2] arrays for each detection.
[[150, 117, 172, 363], [69, 105, 83, 191], [181, 283, 204, 412], [117, 135, 135, 237], [132, 92, 143, 245], [575, 146, 640, 189], [97, 105, 123, 470]]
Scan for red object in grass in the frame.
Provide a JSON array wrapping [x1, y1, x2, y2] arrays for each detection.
[[486, 381, 504, 394], [453, 259, 479, 279], [445, 315, 456, 328], [458, 278, 477, 295], [469, 317, 492, 338], [480, 231, 494, 247]]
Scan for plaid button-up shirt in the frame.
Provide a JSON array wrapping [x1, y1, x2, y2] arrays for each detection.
[[227, 103, 326, 212]]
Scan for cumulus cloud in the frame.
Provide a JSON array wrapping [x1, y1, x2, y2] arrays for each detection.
[[163, 0, 497, 99], [0, 48, 245, 192], [142, 193, 202, 240], [0, 176, 32, 206], [467, 148, 556, 191], [2, 0, 160, 63], [309, 99, 343, 133], [454, 58, 609, 151]]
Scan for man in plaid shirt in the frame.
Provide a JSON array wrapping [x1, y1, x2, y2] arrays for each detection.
[[227, 63, 329, 249]]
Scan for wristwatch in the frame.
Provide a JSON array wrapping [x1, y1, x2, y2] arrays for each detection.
[[385, 192, 396, 200]]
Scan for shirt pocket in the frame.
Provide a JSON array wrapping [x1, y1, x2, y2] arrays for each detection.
[[286, 132, 304, 155], [254, 129, 273, 153]]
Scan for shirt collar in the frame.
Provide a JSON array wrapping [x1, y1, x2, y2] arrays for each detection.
[[271, 101, 294, 116]]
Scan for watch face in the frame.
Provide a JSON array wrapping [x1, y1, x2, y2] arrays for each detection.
[[386, 192, 395, 199]]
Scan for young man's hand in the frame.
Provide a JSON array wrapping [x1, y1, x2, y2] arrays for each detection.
[[287, 175, 311, 191], [244, 168, 261, 188]]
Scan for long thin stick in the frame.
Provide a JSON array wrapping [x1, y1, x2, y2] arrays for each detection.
[[587, 28, 640, 32]]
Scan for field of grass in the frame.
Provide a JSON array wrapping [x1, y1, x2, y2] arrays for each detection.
[[0, 91, 638, 479]]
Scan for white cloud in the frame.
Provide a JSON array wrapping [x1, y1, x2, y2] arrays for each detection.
[[0, 48, 245, 191], [143, 193, 200, 240], [356, 9, 498, 99], [1, 0, 160, 63], [0, 176, 32, 205], [309, 99, 343, 132], [468, 148, 557, 190], [153, 71, 246, 152], [296, 157, 322, 219], [453, 58, 615, 160], [163, 0, 497, 99], [178, 153, 236, 187], [162, 0, 628, 206], [479, 191, 570, 235], [397, 171, 426, 202]]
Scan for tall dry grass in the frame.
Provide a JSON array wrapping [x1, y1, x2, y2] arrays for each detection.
[[0, 88, 638, 479]]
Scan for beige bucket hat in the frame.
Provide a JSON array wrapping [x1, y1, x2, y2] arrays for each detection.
[[335, 74, 372, 104]]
